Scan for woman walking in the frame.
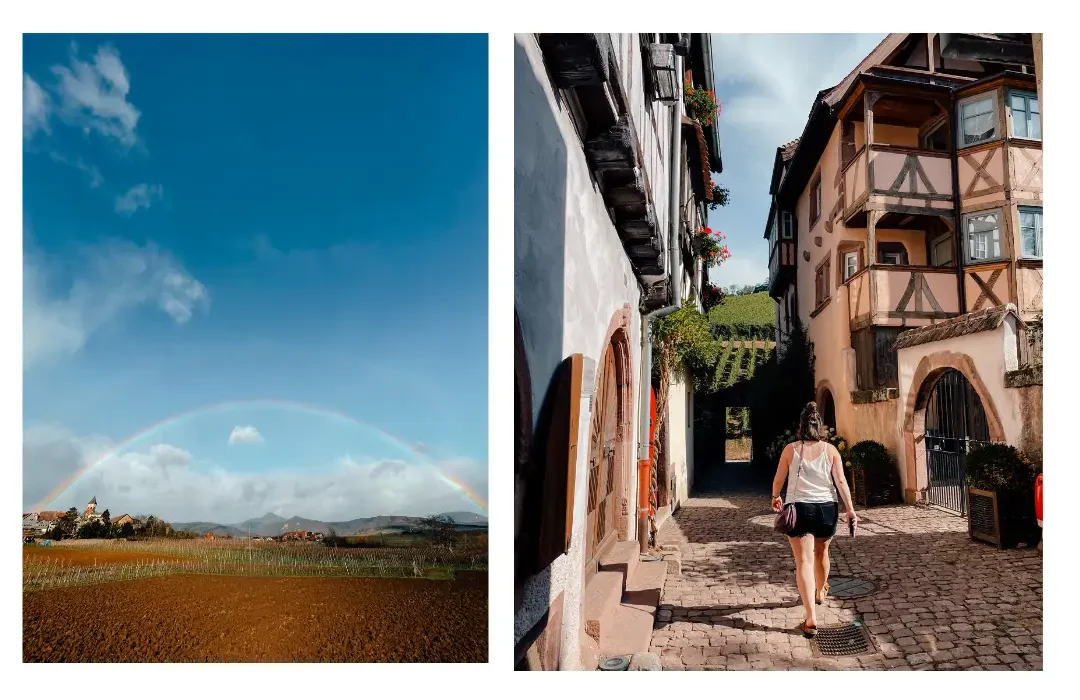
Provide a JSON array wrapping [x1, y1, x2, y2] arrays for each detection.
[[771, 401, 857, 636]]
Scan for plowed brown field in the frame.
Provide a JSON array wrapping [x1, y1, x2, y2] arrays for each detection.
[[24, 572, 486, 662], [25, 547, 191, 567]]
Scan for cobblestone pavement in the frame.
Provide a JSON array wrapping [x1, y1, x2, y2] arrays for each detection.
[[650, 466, 1042, 671]]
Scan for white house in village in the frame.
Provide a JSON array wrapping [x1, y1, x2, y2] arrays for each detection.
[[514, 33, 723, 670]]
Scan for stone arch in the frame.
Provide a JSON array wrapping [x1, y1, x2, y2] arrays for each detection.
[[900, 350, 1005, 503], [815, 379, 837, 430], [593, 306, 634, 541]]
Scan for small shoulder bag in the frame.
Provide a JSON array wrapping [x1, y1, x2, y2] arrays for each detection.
[[773, 444, 803, 535]]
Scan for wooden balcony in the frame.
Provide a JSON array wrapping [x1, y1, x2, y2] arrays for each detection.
[[767, 240, 796, 299], [847, 265, 961, 331], [842, 145, 954, 225]]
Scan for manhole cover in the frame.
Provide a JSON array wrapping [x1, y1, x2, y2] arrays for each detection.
[[811, 621, 876, 657], [826, 575, 876, 599], [598, 655, 630, 671]]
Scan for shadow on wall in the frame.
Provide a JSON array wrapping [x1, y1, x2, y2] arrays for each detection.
[[513, 36, 568, 670]]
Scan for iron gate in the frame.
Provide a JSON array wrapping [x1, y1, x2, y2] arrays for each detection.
[[924, 369, 990, 515]]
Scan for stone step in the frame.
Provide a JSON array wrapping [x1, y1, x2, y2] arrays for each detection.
[[598, 540, 640, 583], [622, 559, 667, 612], [599, 603, 656, 657], [583, 570, 623, 643], [598, 559, 668, 658]]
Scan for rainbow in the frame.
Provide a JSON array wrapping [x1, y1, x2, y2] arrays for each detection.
[[32, 399, 487, 514]]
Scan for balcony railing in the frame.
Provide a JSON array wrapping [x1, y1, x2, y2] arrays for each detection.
[[847, 265, 960, 330], [843, 145, 954, 221]]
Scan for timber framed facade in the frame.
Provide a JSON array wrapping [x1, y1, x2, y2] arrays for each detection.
[[765, 33, 1041, 503]]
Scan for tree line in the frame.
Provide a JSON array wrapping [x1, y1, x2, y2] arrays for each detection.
[[41, 508, 196, 540]]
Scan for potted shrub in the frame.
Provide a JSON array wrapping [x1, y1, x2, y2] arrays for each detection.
[[965, 443, 1039, 548], [847, 441, 902, 507]]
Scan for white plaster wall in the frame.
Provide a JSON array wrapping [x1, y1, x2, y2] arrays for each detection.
[[514, 33, 646, 670]]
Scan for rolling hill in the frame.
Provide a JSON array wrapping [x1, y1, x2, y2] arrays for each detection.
[[171, 511, 487, 537]]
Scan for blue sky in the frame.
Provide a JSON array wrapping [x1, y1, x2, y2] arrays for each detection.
[[22, 34, 488, 521], [706, 34, 887, 288]]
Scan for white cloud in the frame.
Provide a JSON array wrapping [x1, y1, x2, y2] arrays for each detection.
[[23, 426, 489, 523], [50, 44, 141, 147], [115, 183, 163, 216], [47, 151, 103, 188], [23, 239, 209, 369], [711, 34, 886, 152], [23, 75, 50, 139], [228, 426, 264, 446]]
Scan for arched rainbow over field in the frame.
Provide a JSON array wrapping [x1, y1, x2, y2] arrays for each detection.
[[31, 399, 488, 514]]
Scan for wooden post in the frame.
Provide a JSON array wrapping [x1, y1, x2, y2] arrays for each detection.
[[1032, 34, 1042, 113]]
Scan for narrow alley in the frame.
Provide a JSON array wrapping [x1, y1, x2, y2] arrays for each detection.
[[651, 463, 1043, 670]]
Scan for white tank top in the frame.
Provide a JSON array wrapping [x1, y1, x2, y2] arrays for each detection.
[[786, 441, 838, 504]]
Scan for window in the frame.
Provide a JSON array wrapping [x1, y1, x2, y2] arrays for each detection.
[[959, 92, 999, 147], [964, 209, 1004, 263], [922, 120, 949, 151], [843, 251, 859, 281], [769, 214, 777, 246], [877, 242, 909, 265], [814, 257, 831, 309], [810, 176, 822, 226], [1019, 206, 1043, 259], [930, 233, 954, 267], [781, 211, 795, 239], [1009, 91, 1041, 140]]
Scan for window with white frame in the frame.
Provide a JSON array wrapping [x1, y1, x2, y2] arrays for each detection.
[[964, 209, 1003, 262], [843, 251, 859, 281], [1009, 91, 1041, 140], [1019, 206, 1043, 259], [781, 211, 794, 239], [959, 92, 998, 147]]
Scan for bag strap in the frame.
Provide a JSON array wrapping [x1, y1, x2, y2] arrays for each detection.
[[788, 443, 804, 502]]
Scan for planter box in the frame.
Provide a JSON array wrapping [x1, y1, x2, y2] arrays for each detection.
[[968, 486, 1038, 549]]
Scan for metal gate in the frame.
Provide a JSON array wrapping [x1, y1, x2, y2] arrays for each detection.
[[585, 346, 619, 568], [924, 369, 990, 514]]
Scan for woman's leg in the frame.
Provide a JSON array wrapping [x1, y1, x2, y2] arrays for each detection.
[[788, 534, 817, 626], [814, 537, 832, 601]]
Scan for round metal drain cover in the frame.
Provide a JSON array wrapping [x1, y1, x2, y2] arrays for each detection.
[[599, 655, 631, 671], [826, 575, 877, 599]]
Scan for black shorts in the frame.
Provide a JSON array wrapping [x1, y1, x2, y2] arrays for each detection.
[[788, 502, 838, 539]]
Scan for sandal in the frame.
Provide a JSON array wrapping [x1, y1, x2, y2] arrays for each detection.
[[798, 620, 818, 637], [816, 582, 830, 605]]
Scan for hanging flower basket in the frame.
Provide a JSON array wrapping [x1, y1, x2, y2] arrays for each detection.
[[685, 77, 720, 127]]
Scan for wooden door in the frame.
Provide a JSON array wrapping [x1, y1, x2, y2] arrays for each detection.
[[586, 345, 619, 568]]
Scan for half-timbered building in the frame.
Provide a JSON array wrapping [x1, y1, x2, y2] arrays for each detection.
[[766, 33, 1041, 512], [515, 33, 722, 670]]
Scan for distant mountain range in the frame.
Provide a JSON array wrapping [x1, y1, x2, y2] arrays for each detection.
[[171, 511, 487, 538]]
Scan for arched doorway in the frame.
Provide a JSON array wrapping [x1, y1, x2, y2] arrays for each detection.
[[585, 331, 631, 574], [923, 368, 990, 514], [820, 389, 836, 431]]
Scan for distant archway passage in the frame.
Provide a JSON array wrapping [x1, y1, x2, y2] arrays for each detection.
[[922, 369, 990, 515]]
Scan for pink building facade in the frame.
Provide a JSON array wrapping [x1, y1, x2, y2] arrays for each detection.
[[766, 33, 1042, 512]]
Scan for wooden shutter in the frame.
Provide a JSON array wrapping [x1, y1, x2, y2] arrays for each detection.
[[533, 354, 583, 573]]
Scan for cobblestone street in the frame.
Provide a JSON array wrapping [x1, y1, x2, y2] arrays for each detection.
[[650, 465, 1043, 670]]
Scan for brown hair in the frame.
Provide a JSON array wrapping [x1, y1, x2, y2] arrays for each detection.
[[795, 401, 823, 442]]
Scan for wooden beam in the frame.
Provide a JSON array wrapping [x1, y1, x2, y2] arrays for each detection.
[[1032, 34, 1042, 119], [928, 34, 937, 74]]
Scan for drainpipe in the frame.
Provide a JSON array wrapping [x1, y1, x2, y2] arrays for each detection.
[[950, 91, 966, 313], [636, 53, 685, 554]]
